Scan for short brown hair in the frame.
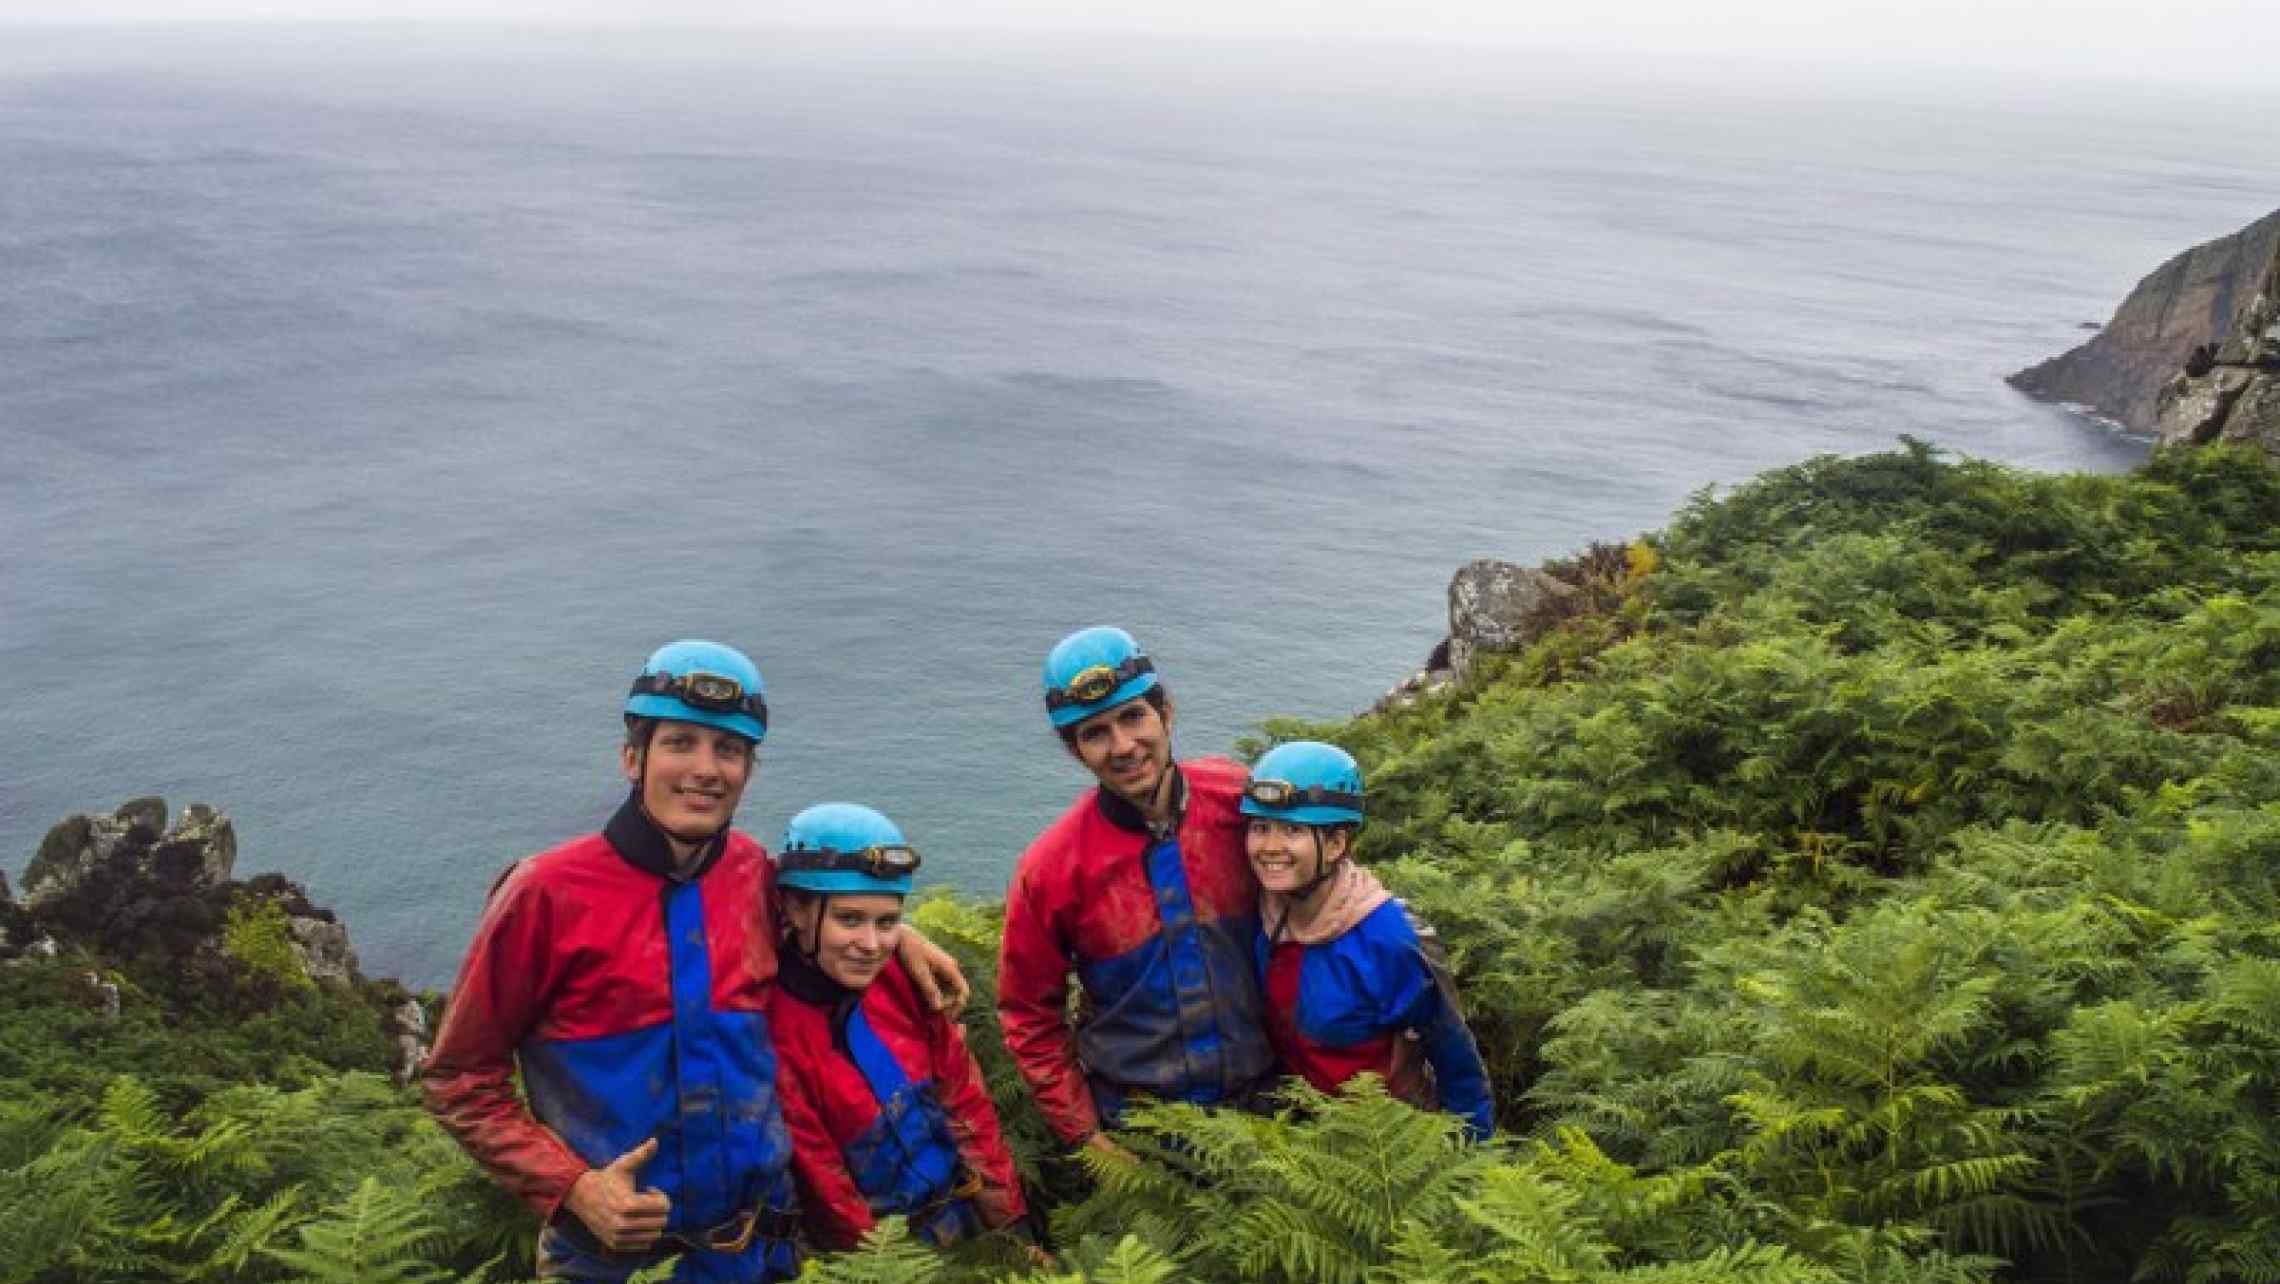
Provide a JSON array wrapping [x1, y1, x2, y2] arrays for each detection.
[[1056, 685, 1171, 751]]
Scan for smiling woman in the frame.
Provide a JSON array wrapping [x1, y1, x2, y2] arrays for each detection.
[[1242, 740, 1494, 1140], [770, 803, 1034, 1254]]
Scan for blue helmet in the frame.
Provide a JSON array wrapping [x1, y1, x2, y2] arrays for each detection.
[[1240, 741, 1365, 827], [778, 803, 919, 897], [625, 639, 767, 743], [1043, 625, 1159, 729]]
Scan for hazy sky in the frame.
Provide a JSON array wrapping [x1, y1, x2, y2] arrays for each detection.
[[2, 1, 2278, 90]]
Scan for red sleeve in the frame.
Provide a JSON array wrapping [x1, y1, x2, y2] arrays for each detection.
[[419, 862, 589, 1219], [996, 858, 1098, 1145], [928, 1005, 1026, 1227], [775, 1047, 877, 1252]]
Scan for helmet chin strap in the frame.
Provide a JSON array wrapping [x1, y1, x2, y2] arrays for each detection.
[[630, 742, 729, 849], [791, 893, 831, 966], [1267, 828, 1342, 942], [1291, 828, 1341, 902]]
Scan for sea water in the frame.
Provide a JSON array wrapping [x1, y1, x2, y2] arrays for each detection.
[[4, 27, 2273, 986]]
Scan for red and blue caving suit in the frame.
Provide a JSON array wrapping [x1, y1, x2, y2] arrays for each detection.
[[998, 757, 1277, 1144], [1256, 877, 1495, 1141], [771, 951, 1025, 1250], [422, 799, 802, 1282]]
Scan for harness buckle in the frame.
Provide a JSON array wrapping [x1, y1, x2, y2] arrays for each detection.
[[657, 1204, 801, 1256]]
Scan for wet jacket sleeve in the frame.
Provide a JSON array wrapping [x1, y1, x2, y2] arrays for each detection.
[[776, 1061, 876, 1251], [419, 866, 590, 1218], [929, 1007, 1026, 1228], [1381, 928, 1495, 1142], [997, 864, 1099, 1145]]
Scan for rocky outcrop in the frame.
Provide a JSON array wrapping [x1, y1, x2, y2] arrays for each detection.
[[9, 799, 360, 991], [290, 915, 360, 984], [387, 995, 431, 1086], [0, 865, 51, 959], [82, 970, 122, 1019], [23, 798, 234, 919], [1379, 559, 1580, 709], [1447, 560, 1582, 675], [2009, 209, 2280, 433], [2153, 231, 2280, 457], [22, 797, 236, 909]]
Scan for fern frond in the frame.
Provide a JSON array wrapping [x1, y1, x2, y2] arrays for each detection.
[[263, 1175, 453, 1284]]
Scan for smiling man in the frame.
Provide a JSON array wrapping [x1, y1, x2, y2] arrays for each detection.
[[997, 625, 1275, 1157], [421, 639, 966, 1282]]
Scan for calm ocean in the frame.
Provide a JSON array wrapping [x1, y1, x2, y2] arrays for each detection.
[[4, 27, 2273, 987]]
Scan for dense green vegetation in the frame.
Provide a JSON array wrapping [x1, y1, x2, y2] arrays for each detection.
[[5, 441, 2277, 1282]]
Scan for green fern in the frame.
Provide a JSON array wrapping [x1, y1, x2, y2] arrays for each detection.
[[263, 1175, 453, 1284], [795, 1218, 944, 1284]]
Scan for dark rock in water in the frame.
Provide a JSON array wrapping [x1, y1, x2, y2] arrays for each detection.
[[2009, 208, 2280, 433], [2155, 229, 2280, 457]]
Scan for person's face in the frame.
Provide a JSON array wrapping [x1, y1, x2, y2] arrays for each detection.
[[1245, 818, 1349, 895], [795, 893, 905, 990], [1069, 697, 1172, 804], [621, 719, 754, 842]]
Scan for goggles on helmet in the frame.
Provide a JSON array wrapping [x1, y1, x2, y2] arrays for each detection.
[[1243, 779, 1363, 813], [780, 844, 923, 880], [630, 671, 769, 724], [1046, 655, 1155, 710]]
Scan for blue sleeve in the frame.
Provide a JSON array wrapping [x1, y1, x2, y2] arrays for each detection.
[[1382, 910, 1495, 1142]]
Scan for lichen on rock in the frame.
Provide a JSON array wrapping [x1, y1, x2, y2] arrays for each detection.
[[288, 914, 361, 984], [1377, 559, 1581, 710], [11, 797, 372, 1002], [23, 797, 235, 910]]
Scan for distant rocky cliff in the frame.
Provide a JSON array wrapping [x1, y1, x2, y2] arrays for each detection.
[[2152, 228, 2280, 456], [2009, 209, 2280, 433]]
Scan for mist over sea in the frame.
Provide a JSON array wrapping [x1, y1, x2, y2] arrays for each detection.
[[4, 27, 2273, 987]]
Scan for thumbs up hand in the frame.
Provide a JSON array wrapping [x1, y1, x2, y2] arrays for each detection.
[[564, 1137, 673, 1254]]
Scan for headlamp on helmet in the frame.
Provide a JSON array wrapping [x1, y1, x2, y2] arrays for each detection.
[[625, 639, 769, 743], [1239, 740, 1366, 827], [778, 802, 919, 897], [629, 670, 769, 722], [781, 843, 921, 880], [1048, 655, 1154, 711], [1242, 779, 1364, 813], [1042, 626, 1162, 728]]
